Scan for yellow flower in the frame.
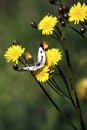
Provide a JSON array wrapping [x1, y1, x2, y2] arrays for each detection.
[[4, 45, 25, 64], [68, 2, 87, 24], [34, 66, 50, 82], [46, 48, 62, 67], [38, 15, 58, 35], [76, 78, 87, 100]]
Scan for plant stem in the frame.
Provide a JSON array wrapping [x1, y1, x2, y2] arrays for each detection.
[[47, 80, 71, 102], [50, 77, 69, 98], [57, 65, 76, 107], [18, 58, 26, 66], [32, 72, 78, 130], [50, 35, 59, 41], [61, 41, 86, 130], [56, 26, 62, 37], [53, 30, 60, 39], [68, 25, 87, 41]]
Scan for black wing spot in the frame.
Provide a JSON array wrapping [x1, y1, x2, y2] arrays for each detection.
[[41, 56, 43, 59], [36, 62, 40, 66], [41, 56, 43, 62], [40, 50, 43, 53]]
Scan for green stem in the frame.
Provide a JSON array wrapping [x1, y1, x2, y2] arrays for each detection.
[[53, 30, 61, 39], [32, 72, 78, 130], [61, 41, 86, 130], [50, 77, 69, 98], [68, 25, 87, 41], [50, 35, 59, 41], [18, 58, 26, 66], [47, 80, 71, 102], [51, 30, 86, 130], [57, 65, 76, 107], [55, 26, 62, 37]]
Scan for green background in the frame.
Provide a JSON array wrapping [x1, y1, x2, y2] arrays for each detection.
[[0, 0, 87, 130]]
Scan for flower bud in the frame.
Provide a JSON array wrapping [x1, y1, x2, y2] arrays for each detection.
[[13, 64, 19, 71], [25, 52, 34, 65], [58, 6, 64, 14], [25, 52, 32, 59], [41, 41, 48, 50], [58, 15, 64, 22], [13, 40, 19, 45], [63, 5, 69, 12], [64, 13, 68, 20], [80, 28, 85, 34], [49, 0, 57, 5], [31, 21, 37, 29], [61, 21, 66, 27]]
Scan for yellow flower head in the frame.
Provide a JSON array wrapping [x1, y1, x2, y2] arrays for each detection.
[[68, 2, 87, 24], [38, 15, 58, 35], [76, 78, 87, 100], [46, 48, 62, 67], [34, 66, 50, 82], [4, 45, 25, 64]]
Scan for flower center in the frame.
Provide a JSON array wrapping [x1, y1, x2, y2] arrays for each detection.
[[40, 71, 45, 76], [43, 21, 51, 29]]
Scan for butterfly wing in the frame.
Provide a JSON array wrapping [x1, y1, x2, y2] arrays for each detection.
[[37, 45, 46, 66], [22, 44, 46, 71]]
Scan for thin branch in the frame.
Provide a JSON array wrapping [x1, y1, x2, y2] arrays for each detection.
[[55, 25, 62, 37], [31, 72, 78, 130], [60, 41, 86, 130], [50, 35, 59, 41], [47, 80, 71, 102], [50, 77, 69, 98], [57, 65, 76, 107], [68, 25, 87, 41]]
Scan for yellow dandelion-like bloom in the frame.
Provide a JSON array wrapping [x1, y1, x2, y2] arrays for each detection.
[[38, 15, 58, 35], [46, 48, 62, 67], [4, 45, 25, 64], [76, 78, 87, 100], [68, 2, 87, 24], [34, 66, 50, 82]]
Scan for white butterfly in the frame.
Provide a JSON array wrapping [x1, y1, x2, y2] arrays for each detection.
[[22, 43, 46, 71]]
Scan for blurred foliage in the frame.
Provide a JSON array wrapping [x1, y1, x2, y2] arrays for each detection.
[[0, 0, 87, 130]]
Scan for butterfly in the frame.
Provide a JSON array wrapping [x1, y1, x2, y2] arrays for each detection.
[[22, 42, 48, 71]]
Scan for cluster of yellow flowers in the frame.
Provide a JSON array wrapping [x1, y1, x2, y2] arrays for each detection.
[[4, 44, 62, 82], [3, 2, 87, 130], [4, 2, 87, 83], [37, 2, 87, 36]]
